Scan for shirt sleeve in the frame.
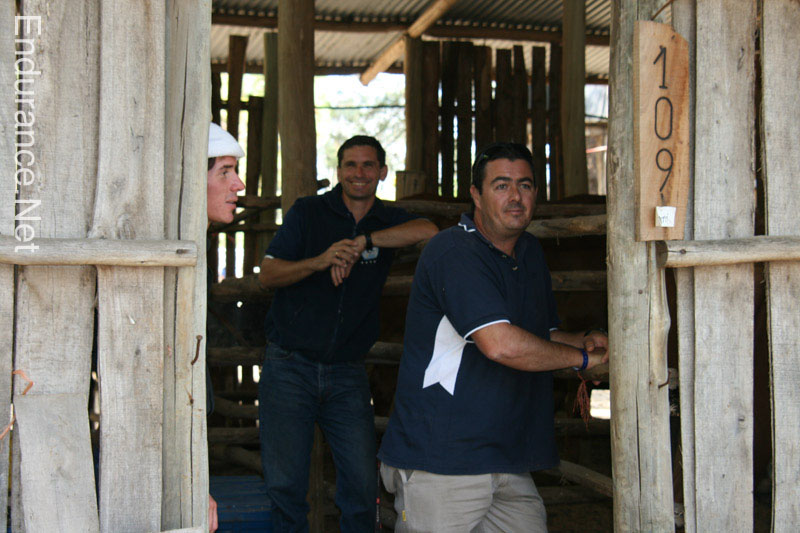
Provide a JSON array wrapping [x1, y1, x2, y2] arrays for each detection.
[[265, 200, 306, 261], [424, 240, 510, 340]]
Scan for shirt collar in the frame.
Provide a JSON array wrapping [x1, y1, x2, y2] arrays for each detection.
[[458, 212, 529, 258], [323, 184, 391, 223]]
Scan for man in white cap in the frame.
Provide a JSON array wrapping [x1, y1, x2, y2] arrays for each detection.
[[205, 122, 246, 532]]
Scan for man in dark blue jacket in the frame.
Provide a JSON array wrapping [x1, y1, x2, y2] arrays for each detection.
[[257, 136, 438, 532]]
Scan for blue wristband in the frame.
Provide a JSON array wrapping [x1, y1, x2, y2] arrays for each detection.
[[572, 348, 589, 371]]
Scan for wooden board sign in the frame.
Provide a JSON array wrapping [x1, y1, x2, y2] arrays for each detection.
[[634, 21, 690, 241]]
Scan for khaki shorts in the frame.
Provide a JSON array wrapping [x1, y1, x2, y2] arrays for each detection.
[[380, 463, 547, 533]]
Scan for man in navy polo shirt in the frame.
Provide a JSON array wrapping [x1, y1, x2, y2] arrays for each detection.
[[378, 142, 609, 532], [257, 135, 438, 532]]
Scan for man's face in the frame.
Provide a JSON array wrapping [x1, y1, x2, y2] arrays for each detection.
[[470, 158, 537, 237], [207, 156, 245, 224], [337, 145, 387, 202]]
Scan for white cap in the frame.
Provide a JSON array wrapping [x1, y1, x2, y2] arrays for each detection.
[[208, 122, 245, 159]]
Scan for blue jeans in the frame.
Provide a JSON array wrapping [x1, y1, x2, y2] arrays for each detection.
[[258, 343, 377, 533]]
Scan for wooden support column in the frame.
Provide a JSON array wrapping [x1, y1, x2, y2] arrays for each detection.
[[440, 42, 457, 198], [511, 45, 528, 145], [494, 49, 513, 141], [473, 46, 493, 150], [693, 2, 755, 530], [530, 46, 548, 202], [211, 72, 222, 125], [278, 0, 317, 212], [607, 1, 675, 531], [456, 42, 474, 199], [94, 2, 165, 531], [562, 0, 588, 197], [761, 3, 800, 527], [547, 43, 564, 200], [421, 41, 440, 195], [404, 36, 424, 174], [258, 32, 279, 257], [244, 97, 264, 275], [226, 35, 248, 280], [0, 4, 15, 532], [164, 5, 211, 528], [11, 2, 100, 531]]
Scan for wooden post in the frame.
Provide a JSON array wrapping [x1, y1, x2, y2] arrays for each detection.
[[278, 0, 317, 212], [562, 0, 588, 197], [473, 46, 493, 150], [164, 1, 211, 529], [226, 35, 248, 280], [693, 2, 755, 530], [0, 4, 15, 532], [421, 41, 440, 196], [760, 1, 800, 530], [94, 2, 166, 531], [511, 45, 527, 145], [607, 1, 675, 530], [244, 97, 264, 275], [456, 42, 474, 199], [211, 72, 222, 125], [547, 43, 564, 200], [11, 2, 100, 532], [405, 36, 424, 174], [494, 49, 513, 141], [440, 42, 457, 198], [258, 32, 278, 258], [530, 46, 548, 202]]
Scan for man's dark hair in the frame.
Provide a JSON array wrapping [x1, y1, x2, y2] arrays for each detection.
[[337, 135, 386, 168], [208, 157, 216, 171], [471, 142, 535, 193]]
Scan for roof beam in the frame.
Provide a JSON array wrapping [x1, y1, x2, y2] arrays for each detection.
[[360, 0, 460, 85], [212, 12, 610, 46]]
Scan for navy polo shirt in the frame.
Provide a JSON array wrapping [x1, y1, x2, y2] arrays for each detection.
[[378, 214, 561, 475], [264, 184, 417, 362]]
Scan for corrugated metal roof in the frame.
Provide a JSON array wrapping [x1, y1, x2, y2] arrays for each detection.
[[211, 0, 612, 79]]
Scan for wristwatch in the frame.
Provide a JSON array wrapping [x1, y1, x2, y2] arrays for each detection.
[[363, 231, 373, 251]]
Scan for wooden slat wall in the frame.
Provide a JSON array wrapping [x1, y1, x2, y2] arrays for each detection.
[[0, 3, 15, 532], [761, 1, 800, 529], [494, 49, 513, 141], [511, 45, 527, 145], [561, 0, 588, 197], [530, 46, 548, 202], [12, 1, 100, 531], [547, 43, 564, 200], [164, 1, 211, 530], [693, 1, 756, 530], [226, 35, 248, 280], [93, 2, 166, 530], [404, 36, 424, 176], [473, 45, 493, 151], [258, 32, 278, 259], [244, 96, 264, 274]]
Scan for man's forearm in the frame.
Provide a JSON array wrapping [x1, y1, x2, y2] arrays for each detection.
[[361, 219, 438, 249], [549, 329, 585, 349], [258, 256, 319, 288]]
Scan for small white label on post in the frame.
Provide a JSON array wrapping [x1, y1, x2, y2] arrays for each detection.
[[655, 206, 677, 228]]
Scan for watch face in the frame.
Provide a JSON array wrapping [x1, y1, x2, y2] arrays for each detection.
[[361, 247, 379, 261]]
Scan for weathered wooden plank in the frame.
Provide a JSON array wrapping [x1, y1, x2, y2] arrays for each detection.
[[0, 4, 15, 532], [657, 236, 800, 268], [607, 1, 675, 531], [473, 45, 493, 149], [547, 42, 564, 200], [440, 42, 457, 197], [761, 2, 800, 529], [0, 236, 196, 266], [511, 45, 527, 145], [456, 41, 474, 199], [11, 2, 101, 531], [421, 41, 441, 195], [494, 49, 513, 141], [164, 1, 210, 530], [404, 36, 424, 174], [670, 2, 697, 527], [530, 46, 547, 202], [93, 1, 166, 531], [226, 35, 248, 139], [211, 72, 222, 125], [258, 32, 279, 257], [244, 96, 264, 274], [278, 0, 317, 211], [693, 1, 755, 531], [562, 0, 588, 197], [16, 393, 99, 533]]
